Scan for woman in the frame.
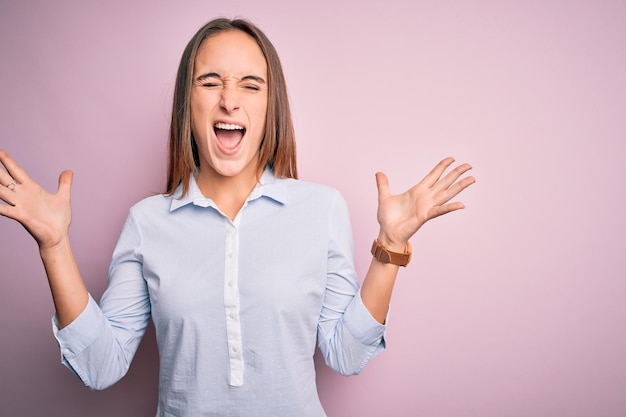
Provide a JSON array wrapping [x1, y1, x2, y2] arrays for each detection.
[[0, 18, 474, 416]]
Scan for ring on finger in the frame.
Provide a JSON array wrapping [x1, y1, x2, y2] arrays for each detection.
[[7, 182, 16, 191]]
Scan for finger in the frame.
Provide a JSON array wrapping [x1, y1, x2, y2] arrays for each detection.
[[434, 163, 473, 192], [429, 201, 466, 219], [0, 172, 16, 188], [58, 170, 74, 198], [423, 157, 455, 188], [375, 172, 391, 202], [0, 152, 16, 186], [0, 184, 17, 207], [0, 200, 16, 218], [0, 149, 32, 185], [441, 175, 475, 203]]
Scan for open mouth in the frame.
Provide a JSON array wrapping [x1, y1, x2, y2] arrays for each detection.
[[214, 122, 246, 153]]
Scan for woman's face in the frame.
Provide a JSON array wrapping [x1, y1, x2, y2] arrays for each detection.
[[190, 30, 268, 182]]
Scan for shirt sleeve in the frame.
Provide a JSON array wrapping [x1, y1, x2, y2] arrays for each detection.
[[316, 191, 387, 376], [52, 211, 151, 390]]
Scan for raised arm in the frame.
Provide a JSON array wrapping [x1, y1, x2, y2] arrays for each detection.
[[0, 150, 88, 327], [360, 157, 475, 323]]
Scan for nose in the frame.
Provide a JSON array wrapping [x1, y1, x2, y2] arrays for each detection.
[[220, 85, 240, 113]]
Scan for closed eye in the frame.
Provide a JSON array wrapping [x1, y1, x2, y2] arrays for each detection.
[[195, 72, 222, 88], [241, 75, 265, 92]]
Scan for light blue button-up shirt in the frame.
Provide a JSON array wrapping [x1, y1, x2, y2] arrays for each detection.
[[53, 168, 386, 416]]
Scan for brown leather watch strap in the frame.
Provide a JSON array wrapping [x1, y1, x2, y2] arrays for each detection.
[[370, 239, 412, 267]]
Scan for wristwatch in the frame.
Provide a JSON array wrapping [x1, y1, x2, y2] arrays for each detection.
[[371, 239, 412, 267]]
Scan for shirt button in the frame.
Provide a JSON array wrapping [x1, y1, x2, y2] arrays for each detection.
[[232, 346, 238, 353], [227, 280, 234, 287], [228, 252, 234, 260], [229, 312, 236, 320], [62, 349, 70, 355]]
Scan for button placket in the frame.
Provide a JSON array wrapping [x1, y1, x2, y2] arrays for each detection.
[[224, 221, 244, 386]]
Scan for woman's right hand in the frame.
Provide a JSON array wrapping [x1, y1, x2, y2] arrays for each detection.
[[0, 149, 73, 250]]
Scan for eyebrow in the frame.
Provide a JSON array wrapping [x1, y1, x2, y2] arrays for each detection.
[[195, 72, 266, 84]]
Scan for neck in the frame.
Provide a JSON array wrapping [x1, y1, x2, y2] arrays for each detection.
[[196, 164, 263, 220]]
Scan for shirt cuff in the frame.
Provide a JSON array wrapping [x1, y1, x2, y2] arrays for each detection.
[[52, 294, 106, 359], [343, 290, 388, 346]]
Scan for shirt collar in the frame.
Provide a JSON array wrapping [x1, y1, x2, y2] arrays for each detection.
[[169, 166, 290, 212]]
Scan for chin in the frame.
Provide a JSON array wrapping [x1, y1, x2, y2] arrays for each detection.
[[209, 159, 256, 179]]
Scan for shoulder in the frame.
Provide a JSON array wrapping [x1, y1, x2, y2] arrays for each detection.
[[266, 178, 350, 226], [274, 177, 344, 205], [126, 193, 174, 220]]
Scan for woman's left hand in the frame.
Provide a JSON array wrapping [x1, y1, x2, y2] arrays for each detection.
[[375, 157, 475, 250]]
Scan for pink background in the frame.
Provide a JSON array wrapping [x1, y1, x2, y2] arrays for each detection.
[[1, 1, 625, 416]]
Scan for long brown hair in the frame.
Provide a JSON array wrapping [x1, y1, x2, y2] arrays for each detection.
[[165, 18, 298, 196]]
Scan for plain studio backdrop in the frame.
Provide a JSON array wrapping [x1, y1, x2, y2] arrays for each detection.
[[1, 1, 624, 416]]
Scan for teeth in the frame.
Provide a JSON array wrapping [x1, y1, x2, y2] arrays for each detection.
[[214, 122, 244, 130]]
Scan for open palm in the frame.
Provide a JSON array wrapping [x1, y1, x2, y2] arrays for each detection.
[[375, 157, 475, 248], [0, 150, 73, 249]]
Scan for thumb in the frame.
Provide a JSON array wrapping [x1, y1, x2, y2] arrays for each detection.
[[375, 171, 391, 201], [58, 170, 73, 197]]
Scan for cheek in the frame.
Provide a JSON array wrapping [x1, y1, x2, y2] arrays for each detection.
[[252, 104, 268, 143], [253, 100, 268, 128], [190, 90, 218, 122], [190, 103, 214, 140], [189, 105, 211, 154], [189, 96, 201, 133]]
